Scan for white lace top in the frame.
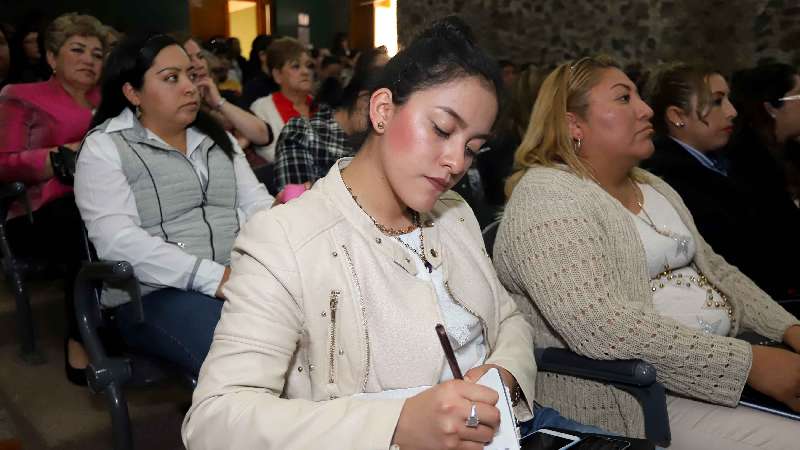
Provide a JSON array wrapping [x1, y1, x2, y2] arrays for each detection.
[[631, 184, 731, 336], [396, 228, 487, 381]]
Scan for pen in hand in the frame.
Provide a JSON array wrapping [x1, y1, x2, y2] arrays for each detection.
[[435, 323, 463, 380]]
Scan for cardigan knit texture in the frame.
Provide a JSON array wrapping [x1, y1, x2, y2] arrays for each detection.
[[493, 165, 799, 437]]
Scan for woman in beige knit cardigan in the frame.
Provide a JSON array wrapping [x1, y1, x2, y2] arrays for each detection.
[[493, 56, 800, 450]]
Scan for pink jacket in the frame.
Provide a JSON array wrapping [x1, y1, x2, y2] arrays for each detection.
[[0, 77, 100, 218]]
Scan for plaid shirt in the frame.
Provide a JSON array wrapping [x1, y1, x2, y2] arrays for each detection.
[[273, 105, 355, 192]]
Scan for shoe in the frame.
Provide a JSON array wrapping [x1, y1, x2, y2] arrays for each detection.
[[64, 338, 88, 386]]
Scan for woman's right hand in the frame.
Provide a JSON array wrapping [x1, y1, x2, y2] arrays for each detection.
[[391, 379, 500, 450], [748, 345, 800, 411], [215, 266, 231, 300]]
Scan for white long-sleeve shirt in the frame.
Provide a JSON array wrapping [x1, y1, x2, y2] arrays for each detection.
[[74, 108, 274, 297]]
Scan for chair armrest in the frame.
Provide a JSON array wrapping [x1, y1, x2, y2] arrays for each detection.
[[74, 260, 141, 394], [0, 182, 31, 223], [535, 347, 656, 386], [0, 182, 25, 199], [535, 347, 670, 446]]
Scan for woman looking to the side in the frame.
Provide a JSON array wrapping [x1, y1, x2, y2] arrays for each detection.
[[643, 63, 800, 300], [180, 36, 272, 153], [494, 56, 800, 450], [74, 34, 273, 377]]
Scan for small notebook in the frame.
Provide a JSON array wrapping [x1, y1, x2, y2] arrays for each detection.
[[353, 368, 520, 450]]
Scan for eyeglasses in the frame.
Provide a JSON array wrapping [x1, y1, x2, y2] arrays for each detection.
[[778, 94, 800, 102]]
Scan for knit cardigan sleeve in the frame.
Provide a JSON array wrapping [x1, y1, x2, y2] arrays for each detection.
[[496, 170, 752, 407]]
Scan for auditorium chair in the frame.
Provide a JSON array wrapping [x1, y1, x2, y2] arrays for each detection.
[[74, 227, 196, 450], [0, 182, 44, 364]]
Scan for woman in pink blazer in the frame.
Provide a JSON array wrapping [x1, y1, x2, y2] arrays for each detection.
[[0, 13, 105, 385]]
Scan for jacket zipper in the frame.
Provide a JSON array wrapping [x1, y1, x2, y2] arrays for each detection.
[[177, 151, 216, 260], [328, 289, 340, 384], [444, 280, 492, 354], [340, 244, 371, 391]]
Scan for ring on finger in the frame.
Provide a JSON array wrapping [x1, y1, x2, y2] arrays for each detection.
[[465, 402, 480, 428]]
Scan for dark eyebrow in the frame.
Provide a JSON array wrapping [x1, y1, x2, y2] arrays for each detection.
[[436, 106, 467, 128], [436, 106, 492, 140], [156, 66, 184, 74]]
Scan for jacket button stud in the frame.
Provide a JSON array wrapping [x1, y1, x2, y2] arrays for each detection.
[[297, 366, 303, 372], [430, 248, 437, 257], [332, 251, 338, 257], [375, 237, 382, 244]]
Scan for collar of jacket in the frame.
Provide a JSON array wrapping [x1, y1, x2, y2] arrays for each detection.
[[317, 158, 446, 277]]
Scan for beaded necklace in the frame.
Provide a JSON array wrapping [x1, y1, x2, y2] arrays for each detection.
[[343, 179, 433, 273]]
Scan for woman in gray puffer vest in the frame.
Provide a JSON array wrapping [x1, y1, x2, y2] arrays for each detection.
[[74, 34, 273, 376]]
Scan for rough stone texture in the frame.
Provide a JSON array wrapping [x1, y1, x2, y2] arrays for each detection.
[[398, 0, 800, 74]]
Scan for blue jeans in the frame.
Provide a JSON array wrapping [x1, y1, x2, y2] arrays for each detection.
[[520, 405, 608, 438], [115, 288, 223, 376]]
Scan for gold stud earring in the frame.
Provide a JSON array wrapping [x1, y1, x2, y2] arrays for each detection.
[[376, 121, 385, 130]]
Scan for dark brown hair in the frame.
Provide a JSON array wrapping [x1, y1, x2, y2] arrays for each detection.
[[644, 62, 719, 135]]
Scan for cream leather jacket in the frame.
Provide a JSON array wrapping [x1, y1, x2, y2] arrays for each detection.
[[182, 160, 537, 450]]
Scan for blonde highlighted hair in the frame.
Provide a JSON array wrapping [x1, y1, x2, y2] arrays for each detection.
[[505, 55, 620, 197], [44, 12, 106, 55]]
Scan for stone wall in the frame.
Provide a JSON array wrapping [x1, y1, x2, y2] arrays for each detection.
[[397, 0, 800, 74]]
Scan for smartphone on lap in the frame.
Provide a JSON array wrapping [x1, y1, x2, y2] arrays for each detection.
[[521, 428, 580, 450]]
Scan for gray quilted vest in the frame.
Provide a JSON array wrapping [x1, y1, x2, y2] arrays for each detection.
[[91, 117, 239, 307]]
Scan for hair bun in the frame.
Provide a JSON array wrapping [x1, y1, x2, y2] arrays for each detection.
[[419, 15, 476, 46]]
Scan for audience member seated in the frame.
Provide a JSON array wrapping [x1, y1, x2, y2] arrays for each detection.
[[494, 56, 800, 449], [0, 24, 10, 90], [74, 34, 273, 377], [180, 36, 272, 156], [0, 12, 106, 385], [239, 34, 278, 109], [205, 49, 241, 99], [250, 37, 314, 164], [227, 37, 246, 84], [498, 59, 517, 88], [182, 18, 597, 450], [314, 54, 342, 90], [272, 47, 389, 194], [479, 66, 545, 210], [727, 64, 800, 290], [8, 20, 51, 83], [643, 63, 800, 300]]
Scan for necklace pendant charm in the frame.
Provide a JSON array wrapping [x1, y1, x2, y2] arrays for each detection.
[[676, 236, 690, 257], [424, 260, 433, 273]]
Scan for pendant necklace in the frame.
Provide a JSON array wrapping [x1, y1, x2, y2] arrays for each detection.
[[629, 179, 691, 257]]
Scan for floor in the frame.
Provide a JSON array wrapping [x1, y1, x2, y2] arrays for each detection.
[[0, 278, 188, 450]]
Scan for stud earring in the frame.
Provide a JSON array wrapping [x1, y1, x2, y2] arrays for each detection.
[[674, 122, 685, 128], [376, 121, 385, 130]]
